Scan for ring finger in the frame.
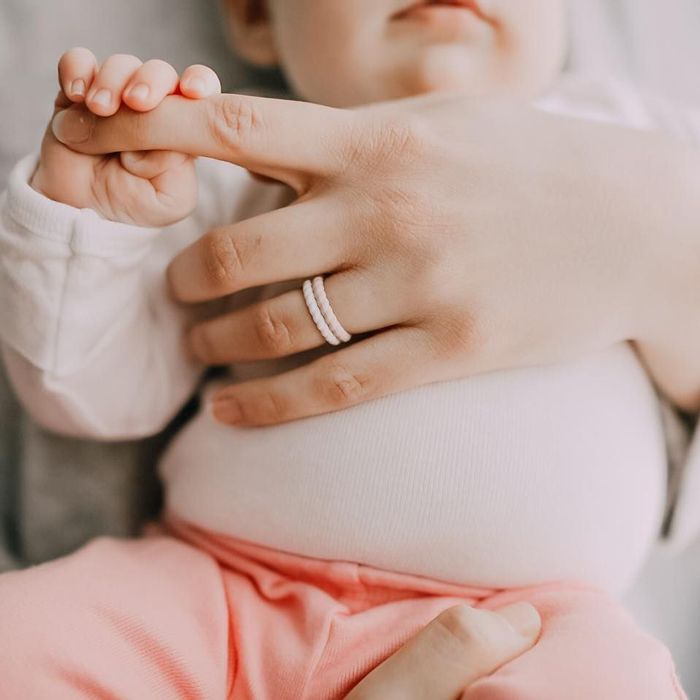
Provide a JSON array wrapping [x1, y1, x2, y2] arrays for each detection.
[[187, 269, 413, 365]]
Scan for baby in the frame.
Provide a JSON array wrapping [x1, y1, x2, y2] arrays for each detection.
[[0, 0, 686, 698]]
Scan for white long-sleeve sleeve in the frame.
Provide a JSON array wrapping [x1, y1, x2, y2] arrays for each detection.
[[0, 154, 282, 440]]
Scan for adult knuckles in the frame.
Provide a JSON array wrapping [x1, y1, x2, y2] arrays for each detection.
[[436, 605, 484, 646], [434, 605, 504, 660], [351, 118, 443, 261], [250, 389, 289, 423], [432, 604, 533, 682], [316, 362, 374, 408], [200, 229, 253, 289], [208, 95, 262, 154], [253, 304, 295, 356]]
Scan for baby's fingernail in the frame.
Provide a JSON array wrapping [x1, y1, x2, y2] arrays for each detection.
[[52, 109, 94, 144], [90, 88, 111, 108], [127, 83, 150, 103], [70, 79, 86, 97], [496, 603, 541, 640], [210, 397, 243, 425], [182, 77, 206, 96]]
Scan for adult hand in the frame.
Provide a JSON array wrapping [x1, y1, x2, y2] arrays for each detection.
[[51, 91, 700, 424], [344, 602, 541, 699]]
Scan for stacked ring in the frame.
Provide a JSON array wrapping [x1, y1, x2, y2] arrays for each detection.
[[302, 276, 352, 346]]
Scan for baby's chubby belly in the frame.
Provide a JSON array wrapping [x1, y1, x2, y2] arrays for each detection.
[[160, 343, 667, 594]]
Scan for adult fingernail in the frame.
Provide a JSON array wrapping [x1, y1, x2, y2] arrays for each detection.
[[210, 397, 243, 424], [127, 83, 150, 103], [496, 602, 541, 640], [52, 109, 95, 144], [70, 79, 86, 97]]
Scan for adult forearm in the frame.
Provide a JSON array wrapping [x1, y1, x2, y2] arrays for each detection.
[[633, 140, 700, 411]]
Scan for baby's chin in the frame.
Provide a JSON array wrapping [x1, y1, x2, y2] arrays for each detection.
[[296, 47, 553, 107]]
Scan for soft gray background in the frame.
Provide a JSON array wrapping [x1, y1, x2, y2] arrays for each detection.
[[1, 0, 699, 694]]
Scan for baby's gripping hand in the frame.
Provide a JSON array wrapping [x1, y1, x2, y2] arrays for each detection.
[[31, 48, 222, 227]]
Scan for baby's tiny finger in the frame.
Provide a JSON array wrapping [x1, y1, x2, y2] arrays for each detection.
[[58, 47, 98, 103], [179, 64, 222, 99], [86, 53, 143, 117], [120, 150, 191, 180], [123, 60, 179, 111]]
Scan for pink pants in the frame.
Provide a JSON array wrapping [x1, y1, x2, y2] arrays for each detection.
[[0, 515, 686, 700]]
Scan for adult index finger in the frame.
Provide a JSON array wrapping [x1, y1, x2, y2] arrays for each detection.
[[51, 92, 358, 185]]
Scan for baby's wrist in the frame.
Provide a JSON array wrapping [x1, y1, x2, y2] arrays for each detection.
[[29, 166, 54, 201], [29, 162, 98, 212]]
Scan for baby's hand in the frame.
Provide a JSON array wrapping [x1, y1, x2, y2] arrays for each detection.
[[31, 48, 222, 227]]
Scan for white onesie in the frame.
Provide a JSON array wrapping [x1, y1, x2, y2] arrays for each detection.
[[1, 77, 699, 595]]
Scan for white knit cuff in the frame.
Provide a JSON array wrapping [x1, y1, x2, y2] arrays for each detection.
[[5, 152, 161, 256]]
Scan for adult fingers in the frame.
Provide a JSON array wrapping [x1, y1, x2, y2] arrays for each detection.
[[187, 270, 405, 365], [167, 200, 351, 303], [209, 325, 436, 426], [50, 92, 359, 183], [344, 603, 541, 700]]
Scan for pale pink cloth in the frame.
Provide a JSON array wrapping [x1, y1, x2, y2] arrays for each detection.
[[0, 516, 686, 700]]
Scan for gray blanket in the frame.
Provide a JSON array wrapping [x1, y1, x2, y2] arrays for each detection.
[[0, 0, 276, 566]]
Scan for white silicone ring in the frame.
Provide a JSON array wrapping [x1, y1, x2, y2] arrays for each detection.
[[302, 279, 340, 345], [312, 276, 352, 343]]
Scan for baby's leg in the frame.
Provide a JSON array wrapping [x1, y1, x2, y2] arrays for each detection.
[[463, 585, 686, 700], [0, 535, 230, 699]]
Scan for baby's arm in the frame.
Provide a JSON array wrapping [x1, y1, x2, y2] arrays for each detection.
[[0, 50, 242, 439]]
